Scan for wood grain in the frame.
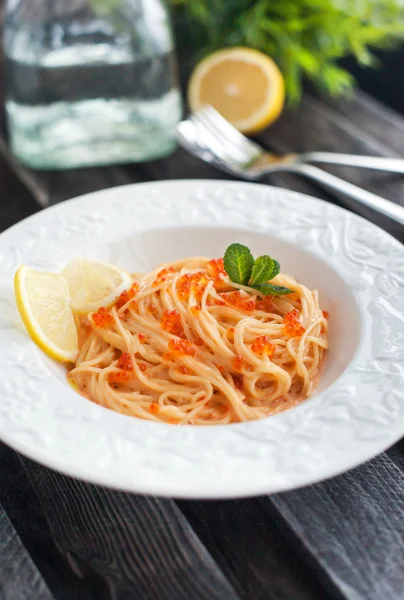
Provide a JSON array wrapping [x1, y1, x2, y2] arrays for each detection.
[[268, 453, 404, 600], [19, 457, 240, 600], [0, 501, 54, 600]]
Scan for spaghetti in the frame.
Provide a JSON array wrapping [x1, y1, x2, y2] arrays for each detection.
[[69, 257, 328, 425]]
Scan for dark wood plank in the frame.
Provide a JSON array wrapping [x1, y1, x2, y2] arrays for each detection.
[[267, 453, 404, 600], [177, 499, 336, 600], [18, 456, 240, 600], [0, 500, 55, 600], [0, 443, 102, 600]]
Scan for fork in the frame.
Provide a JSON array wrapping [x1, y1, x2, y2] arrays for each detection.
[[177, 106, 404, 226]]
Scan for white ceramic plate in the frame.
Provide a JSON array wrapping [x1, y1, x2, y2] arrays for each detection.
[[0, 180, 403, 498]]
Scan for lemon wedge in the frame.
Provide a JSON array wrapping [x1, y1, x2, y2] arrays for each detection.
[[62, 258, 132, 314], [14, 266, 78, 363], [188, 47, 285, 134]]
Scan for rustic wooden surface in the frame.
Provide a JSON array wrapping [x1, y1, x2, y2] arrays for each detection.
[[0, 80, 404, 600]]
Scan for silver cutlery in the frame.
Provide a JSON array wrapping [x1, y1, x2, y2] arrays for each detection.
[[177, 105, 404, 226]]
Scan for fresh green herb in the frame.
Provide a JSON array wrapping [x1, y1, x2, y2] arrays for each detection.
[[250, 255, 280, 286], [253, 283, 295, 296], [169, 0, 404, 103], [223, 243, 254, 286], [223, 243, 294, 295]]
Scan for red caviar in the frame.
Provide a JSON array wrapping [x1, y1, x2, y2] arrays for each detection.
[[206, 296, 226, 307], [139, 363, 147, 372], [149, 403, 159, 414], [223, 291, 255, 312], [256, 297, 274, 312], [322, 310, 329, 319], [115, 283, 139, 310], [190, 305, 201, 316], [233, 355, 245, 373], [178, 272, 210, 302], [179, 366, 189, 375], [153, 267, 175, 286], [207, 258, 225, 278], [108, 370, 131, 383], [168, 417, 179, 424], [138, 333, 147, 343], [251, 336, 276, 357], [92, 307, 114, 328], [194, 337, 204, 347], [168, 338, 196, 357], [161, 310, 185, 338], [117, 352, 132, 371], [147, 303, 157, 316], [284, 309, 306, 337], [216, 364, 225, 373]]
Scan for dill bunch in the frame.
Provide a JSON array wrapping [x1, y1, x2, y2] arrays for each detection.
[[169, 0, 404, 103]]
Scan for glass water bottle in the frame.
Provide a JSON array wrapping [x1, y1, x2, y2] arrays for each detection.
[[4, 0, 183, 169]]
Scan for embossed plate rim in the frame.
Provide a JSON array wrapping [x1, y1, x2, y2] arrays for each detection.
[[0, 180, 403, 499]]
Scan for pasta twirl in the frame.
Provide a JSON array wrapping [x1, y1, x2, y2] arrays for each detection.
[[69, 257, 328, 425]]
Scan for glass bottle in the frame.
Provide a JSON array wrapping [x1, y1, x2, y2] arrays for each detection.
[[3, 0, 183, 169]]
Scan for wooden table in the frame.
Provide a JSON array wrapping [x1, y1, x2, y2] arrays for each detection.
[[1, 90, 404, 600]]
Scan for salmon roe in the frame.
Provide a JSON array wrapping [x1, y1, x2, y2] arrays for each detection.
[[153, 267, 175, 286], [233, 355, 245, 373], [251, 336, 276, 357], [117, 352, 132, 371], [108, 370, 131, 383], [147, 303, 157, 316], [322, 310, 329, 319], [92, 307, 114, 328], [138, 333, 147, 342], [115, 283, 139, 310], [206, 296, 226, 307], [179, 366, 189, 375], [168, 338, 196, 357], [207, 258, 227, 290], [256, 296, 274, 313], [161, 310, 185, 338], [178, 272, 210, 302], [190, 305, 201, 316], [194, 337, 204, 347], [284, 309, 306, 337], [149, 403, 159, 414], [207, 258, 226, 278], [223, 291, 255, 312], [139, 363, 147, 372], [168, 417, 179, 424]]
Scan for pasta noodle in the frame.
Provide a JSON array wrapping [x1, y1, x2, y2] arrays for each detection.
[[69, 257, 328, 425]]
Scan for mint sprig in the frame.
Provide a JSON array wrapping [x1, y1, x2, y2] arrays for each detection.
[[250, 255, 280, 285], [223, 243, 254, 286], [223, 243, 294, 296]]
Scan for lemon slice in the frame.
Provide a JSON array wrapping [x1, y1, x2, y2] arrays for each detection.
[[62, 258, 132, 314], [14, 266, 78, 363], [188, 47, 285, 134]]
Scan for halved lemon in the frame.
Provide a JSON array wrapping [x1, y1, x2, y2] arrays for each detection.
[[188, 47, 285, 134], [62, 258, 132, 314], [14, 266, 78, 363]]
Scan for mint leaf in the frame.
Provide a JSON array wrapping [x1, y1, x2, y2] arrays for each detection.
[[253, 283, 295, 296], [250, 255, 280, 285], [224, 243, 254, 286]]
